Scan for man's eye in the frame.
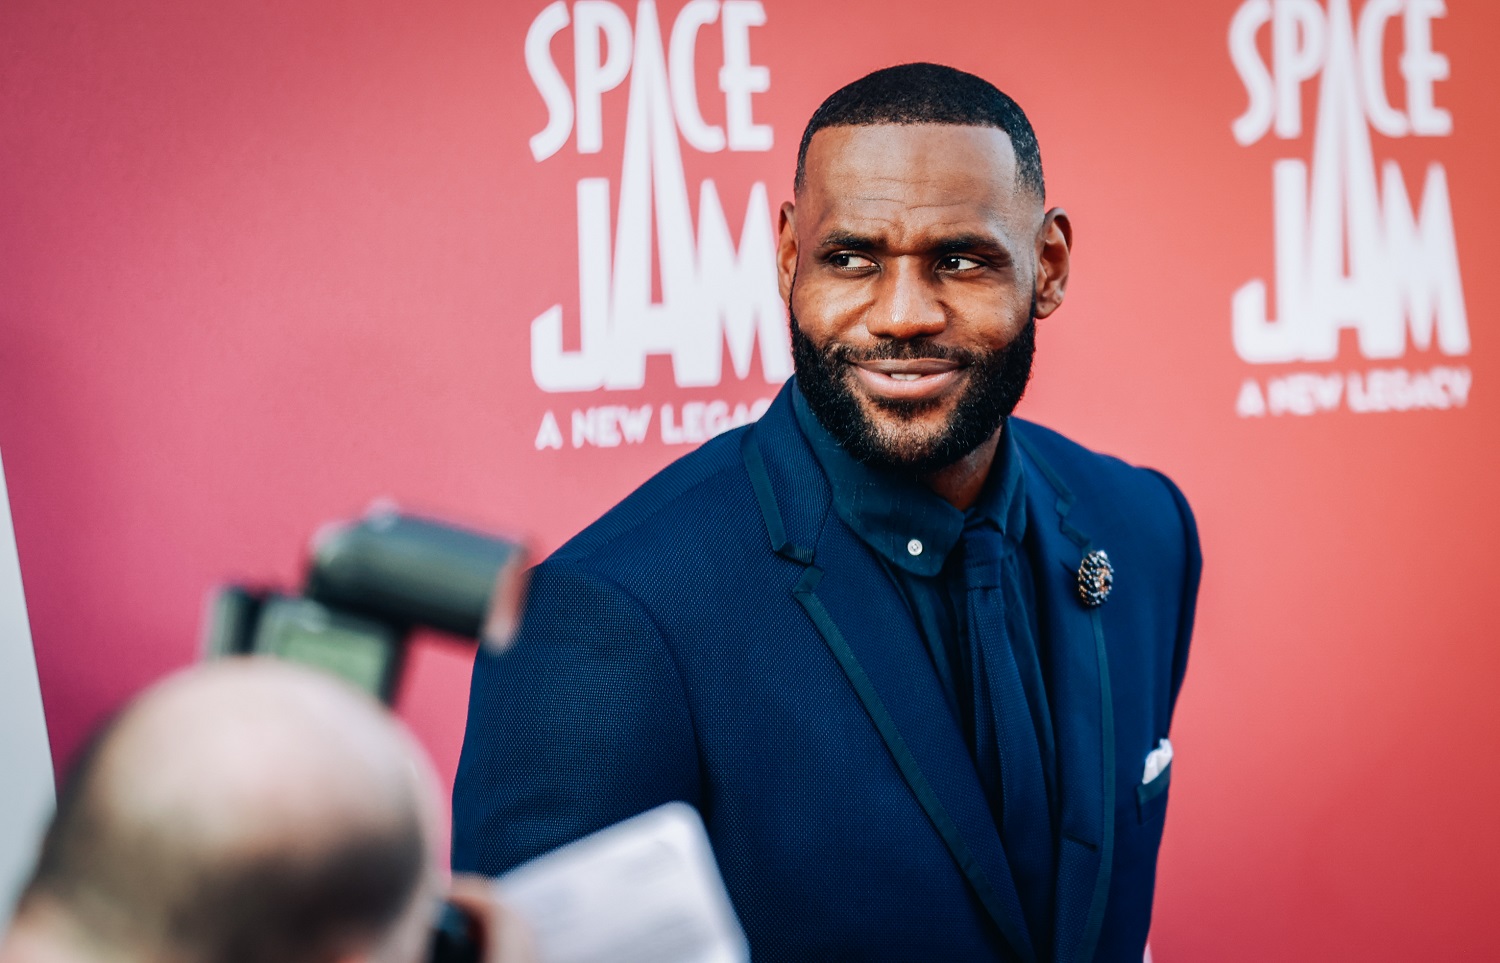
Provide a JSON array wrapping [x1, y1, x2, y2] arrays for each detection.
[[829, 253, 875, 270], [938, 255, 983, 272]]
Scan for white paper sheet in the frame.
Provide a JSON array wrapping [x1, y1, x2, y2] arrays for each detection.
[[497, 802, 749, 963]]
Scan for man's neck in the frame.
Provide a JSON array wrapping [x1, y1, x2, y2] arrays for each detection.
[[922, 428, 1003, 511]]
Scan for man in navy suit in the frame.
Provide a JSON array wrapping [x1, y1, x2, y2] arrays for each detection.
[[454, 64, 1201, 962]]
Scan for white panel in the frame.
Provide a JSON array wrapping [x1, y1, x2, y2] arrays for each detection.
[[0, 449, 54, 923]]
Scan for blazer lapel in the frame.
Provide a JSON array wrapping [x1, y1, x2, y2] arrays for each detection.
[[742, 403, 1037, 963], [1015, 431, 1117, 963]]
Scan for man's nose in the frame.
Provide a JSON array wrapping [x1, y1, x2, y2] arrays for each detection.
[[864, 259, 946, 339]]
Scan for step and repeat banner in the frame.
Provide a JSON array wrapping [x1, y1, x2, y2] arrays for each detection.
[[1, 1, 1495, 958]]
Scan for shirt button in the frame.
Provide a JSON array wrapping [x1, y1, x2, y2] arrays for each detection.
[[907, 539, 923, 557]]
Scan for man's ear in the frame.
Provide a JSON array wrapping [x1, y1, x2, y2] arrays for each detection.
[[777, 201, 798, 304], [1033, 207, 1072, 320]]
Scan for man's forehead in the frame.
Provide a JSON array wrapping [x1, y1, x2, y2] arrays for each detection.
[[799, 124, 1034, 236]]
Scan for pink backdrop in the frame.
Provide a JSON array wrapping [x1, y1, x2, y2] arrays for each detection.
[[2, 1, 1496, 958]]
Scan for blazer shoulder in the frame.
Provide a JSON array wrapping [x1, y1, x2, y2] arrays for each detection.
[[1011, 419, 1203, 707], [1011, 418, 1196, 528], [550, 425, 757, 568], [1011, 418, 1201, 597]]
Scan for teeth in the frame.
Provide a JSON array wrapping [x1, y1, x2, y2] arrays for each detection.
[[890, 373, 922, 381]]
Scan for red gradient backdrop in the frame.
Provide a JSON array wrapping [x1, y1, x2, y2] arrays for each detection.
[[2, 2, 1496, 958]]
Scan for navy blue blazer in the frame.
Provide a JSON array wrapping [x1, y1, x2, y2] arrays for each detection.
[[453, 383, 1201, 963]]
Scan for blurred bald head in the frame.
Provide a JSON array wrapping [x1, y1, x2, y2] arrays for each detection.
[[4, 659, 438, 963]]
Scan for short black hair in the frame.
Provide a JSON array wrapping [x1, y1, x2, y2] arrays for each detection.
[[794, 62, 1044, 200]]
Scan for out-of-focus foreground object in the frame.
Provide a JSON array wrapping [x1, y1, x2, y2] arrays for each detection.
[[202, 507, 528, 704], [0, 658, 533, 963], [0, 449, 53, 924]]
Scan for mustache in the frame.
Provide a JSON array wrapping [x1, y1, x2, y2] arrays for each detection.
[[814, 338, 987, 367]]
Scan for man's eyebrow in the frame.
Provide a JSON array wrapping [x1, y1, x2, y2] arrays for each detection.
[[931, 233, 1011, 258], [816, 230, 881, 251], [815, 230, 1013, 259]]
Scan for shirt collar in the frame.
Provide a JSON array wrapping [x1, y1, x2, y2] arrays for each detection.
[[791, 381, 1027, 577]]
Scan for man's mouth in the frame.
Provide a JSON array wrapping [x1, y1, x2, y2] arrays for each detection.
[[848, 359, 965, 401]]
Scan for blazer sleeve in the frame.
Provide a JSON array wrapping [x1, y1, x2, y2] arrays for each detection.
[[1146, 468, 1203, 720], [451, 559, 701, 876]]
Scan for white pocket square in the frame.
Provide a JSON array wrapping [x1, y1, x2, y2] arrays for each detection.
[[1142, 738, 1173, 785]]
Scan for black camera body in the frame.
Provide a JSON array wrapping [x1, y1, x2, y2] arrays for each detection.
[[202, 508, 527, 704], [428, 901, 482, 963]]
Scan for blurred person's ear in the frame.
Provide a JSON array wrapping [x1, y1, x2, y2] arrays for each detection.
[[445, 875, 538, 963]]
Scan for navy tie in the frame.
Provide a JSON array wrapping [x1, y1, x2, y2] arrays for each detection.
[[960, 522, 1056, 956]]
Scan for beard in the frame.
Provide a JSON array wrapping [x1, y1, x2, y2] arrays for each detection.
[[789, 299, 1037, 475]]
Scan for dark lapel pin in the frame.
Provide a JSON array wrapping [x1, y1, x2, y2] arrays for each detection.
[[1077, 549, 1114, 607]]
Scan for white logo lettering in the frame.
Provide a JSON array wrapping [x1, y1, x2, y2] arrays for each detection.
[[523, 1, 791, 394], [1228, 0, 1468, 366]]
